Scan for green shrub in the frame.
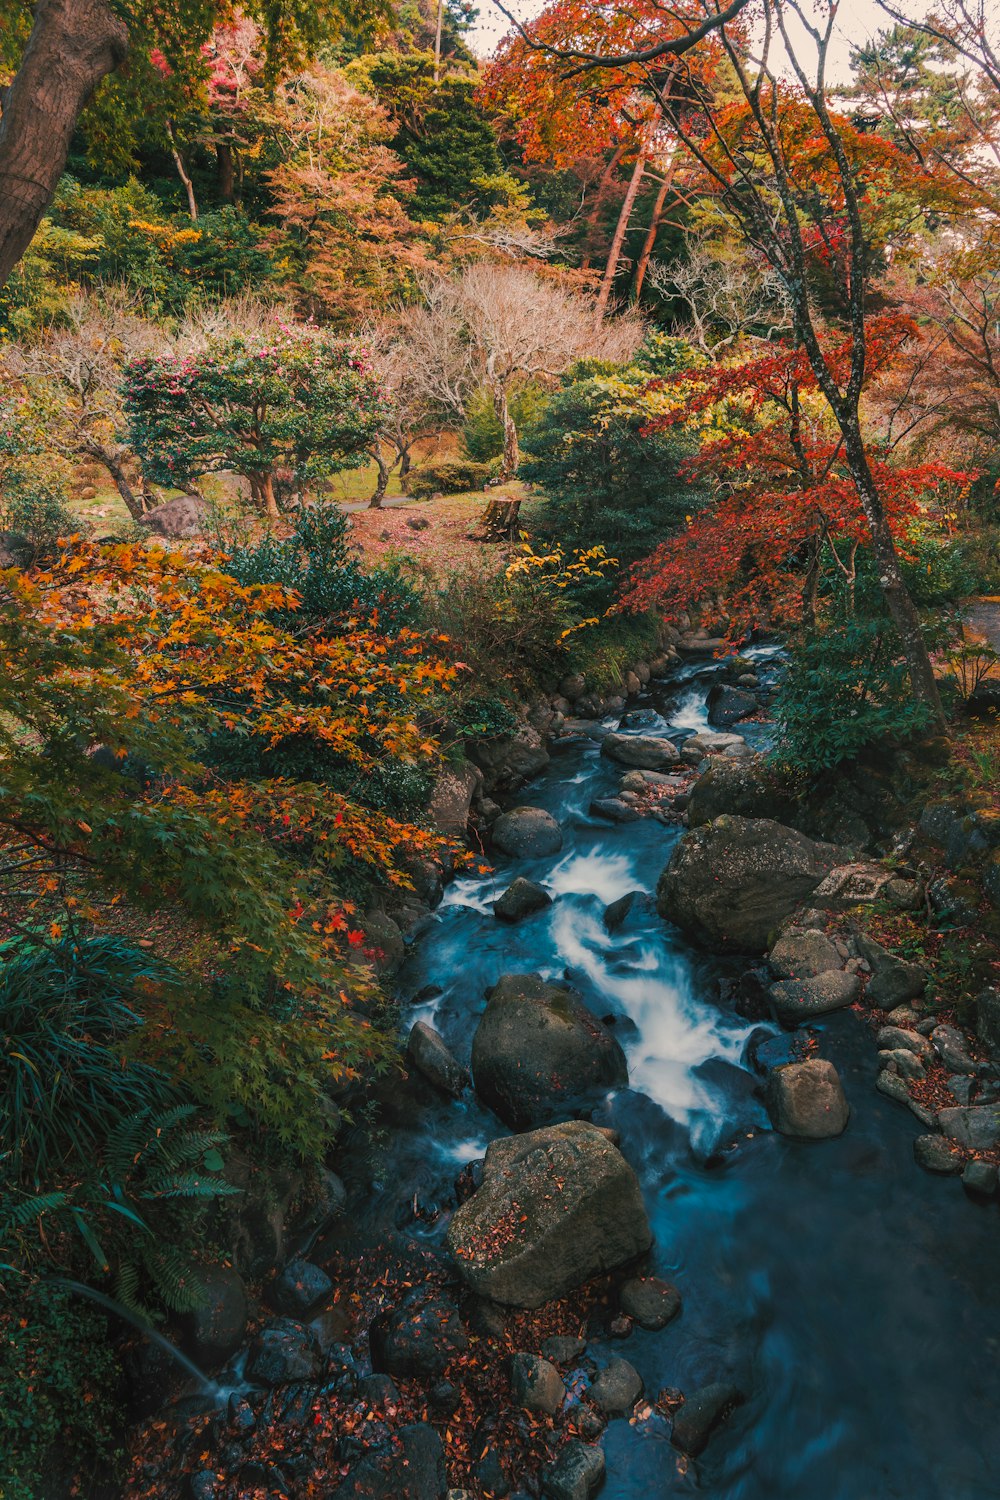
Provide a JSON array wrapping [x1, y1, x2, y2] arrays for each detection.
[[0, 1282, 122, 1500], [0, 470, 77, 554], [401, 458, 493, 497], [461, 382, 548, 462], [773, 617, 935, 773], [566, 612, 663, 694], [426, 561, 575, 698], [521, 370, 705, 577]]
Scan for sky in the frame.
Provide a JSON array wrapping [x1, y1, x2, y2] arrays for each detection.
[[467, 0, 921, 82]]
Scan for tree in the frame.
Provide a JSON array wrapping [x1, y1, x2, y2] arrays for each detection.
[[444, 262, 645, 500], [2, 291, 165, 519], [123, 325, 388, 519], [0, 0, 389, 290]]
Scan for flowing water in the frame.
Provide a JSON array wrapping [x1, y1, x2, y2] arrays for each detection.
[[362, 645, 1000, 1500]]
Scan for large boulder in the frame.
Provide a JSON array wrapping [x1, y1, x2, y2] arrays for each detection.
[[855, 935, 927, 1009], [657, 817, 847, 953], [706, 683, 758, 728], [467, 724, 549, 794], [768, 970, 861, 1022], [494, 877, 552, 923], [671, 1382, 744, 1457], [491, 806, 563, 859], [768, 929, 844, 980], [471, 973, 628, 1129], [140, 494, 211, 539], [447, 1121, 652, 1308], [333, 1424, 446, 1500], [937, 1105, 1000, 1151], [181, 1266, 248, 1367], [247, 1318, 321, 1385], [765, 1059, 850, 1139], [428, 763, 483, 836], [601, 733, 680, 772]]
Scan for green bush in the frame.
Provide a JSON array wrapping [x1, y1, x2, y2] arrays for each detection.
[[0, 470, 77, 555], [0, 1282, 122, 1500], [521, 369, 705, 578], [401, 458, 493, 497], [425, 560, 575, 698], [773, 617, 935, 773], [461, 382, 548, 462], [567, 612, 663, 694]]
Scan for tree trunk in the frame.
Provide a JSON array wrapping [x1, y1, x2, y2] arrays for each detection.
[[369, 446, 390, 508], [260, 471, 280, 521], [398, 446, 412, 478], [493, 384, 519, 483], [0, 0, 129, 289], [82, 439, 146, 520], [477, 497, 522, 541], [580, 144, 626, 271], [840, 423, 945, 725], [596, 114, 659, 318], [216, 141, 235, 204], [433, 0, 445, 83], [167, 122, 198, 221], [632, 153, 676, 301]]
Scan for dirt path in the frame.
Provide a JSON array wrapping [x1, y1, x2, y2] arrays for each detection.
[[966, 598, 1000, 653]]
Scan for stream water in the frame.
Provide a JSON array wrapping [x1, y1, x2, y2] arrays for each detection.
[[350, 647, 1000, 1500]]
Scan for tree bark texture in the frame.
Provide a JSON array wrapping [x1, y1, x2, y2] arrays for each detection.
[[0, 0, 129, 288]]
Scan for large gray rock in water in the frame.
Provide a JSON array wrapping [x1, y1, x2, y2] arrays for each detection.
[[768, 970, 861, 1022], [407, 1021, 469, 1097], [657, 817, 846, 953], [494, 877, 552, 922], [492, 806, 563, 859], [766, 1059, 849, 1138], [468, 724, 549, 794], [671, 1382, 744, 1456], [141, 494, 211, 539], [510, 1352, 565, 1414], [687, 755, 793, 826], [447, 1121, 652, 1308], [706, 683, 757, 728], [601, 732, 680, 771], [472, 973, 628, 1129], [542, 1442, 605, 1500]]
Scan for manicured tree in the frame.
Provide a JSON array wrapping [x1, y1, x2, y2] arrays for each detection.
[[123, 326, 389, 519]]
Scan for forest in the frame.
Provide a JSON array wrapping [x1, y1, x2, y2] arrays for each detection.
[[2, 0, 1000, 1497]]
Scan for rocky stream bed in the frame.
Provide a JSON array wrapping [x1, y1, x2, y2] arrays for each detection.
[[122, 648, 1000, 1500]]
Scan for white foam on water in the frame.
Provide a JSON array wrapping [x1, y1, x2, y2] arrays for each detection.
[[670, 682, 711, 733], [546, 849, 644, 903]]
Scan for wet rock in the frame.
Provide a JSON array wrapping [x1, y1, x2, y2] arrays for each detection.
[[181, 1266, 248, 1368], [766, 1059, 850, 1139], [428, 763, 483, 837], [680, 731, 748, 765], [932, 1024, 978, 1075], [855, 936, 927, 1009], [937, 1105, 1000, 1151], [491, 806, 563, 859], [706, 683, 757, 728], [360, 910, 406, 977], [560, 674, 586, 701], [619, 1276, 682, 1331], [271, 1258, 332, 1320], [141, 494, 211, 539], [471, 973, 628, 1130], [768, 929, 843, 980], [542, 1335, 587, 1364], [601, 732, 680, 771], [247, 1319, 321, 1385], [657, 817, 847, 953], [447, 1121, 652, 1308], [369, 1288, 468, 1379], [188, 1472, 217, 1500], [603, 891, 644, 931], [914, 1135, 964, 1174], [589, 1357, 643, 1416], [294, 1168, 346, 1242], [768, 970, 861, 1022], [475, 1449, 510, 1498], [590, 796, 641, 823], [878, 1047, 926, 1080], [686, 755, 794, 828], [962, 1160, 998, 1198], [541, 1441, 605, 1500], [334, 1423, 446, 1499], [671, 1382, 744, 1457], [876, 1026, 932, 1061], [468, 725, 550, 795], [947, 1075, 975, 1106], [407, 1022, 470, 1098], [876, 1070, 911, 1106], [494, 877, 552, 923], [357, 1374, 401, 1411], [510, 1352, 565, 1415]]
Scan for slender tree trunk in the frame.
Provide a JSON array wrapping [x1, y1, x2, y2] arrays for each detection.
[[493, 383, 520, 482], [0, 0, 129, 289], [81, 440, 146, 520], [216, 141, 235, 204], [398, 446, 412, 478], [580, 144, 626, 271], [434, 0, 445, 83], [632, 152, 677, 301], [596, 112, 660, 318], [840, 423, 945, 724], [167, 122, 198, 221], [369, 446, 390, 508], [260, 471, 280, 521]]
